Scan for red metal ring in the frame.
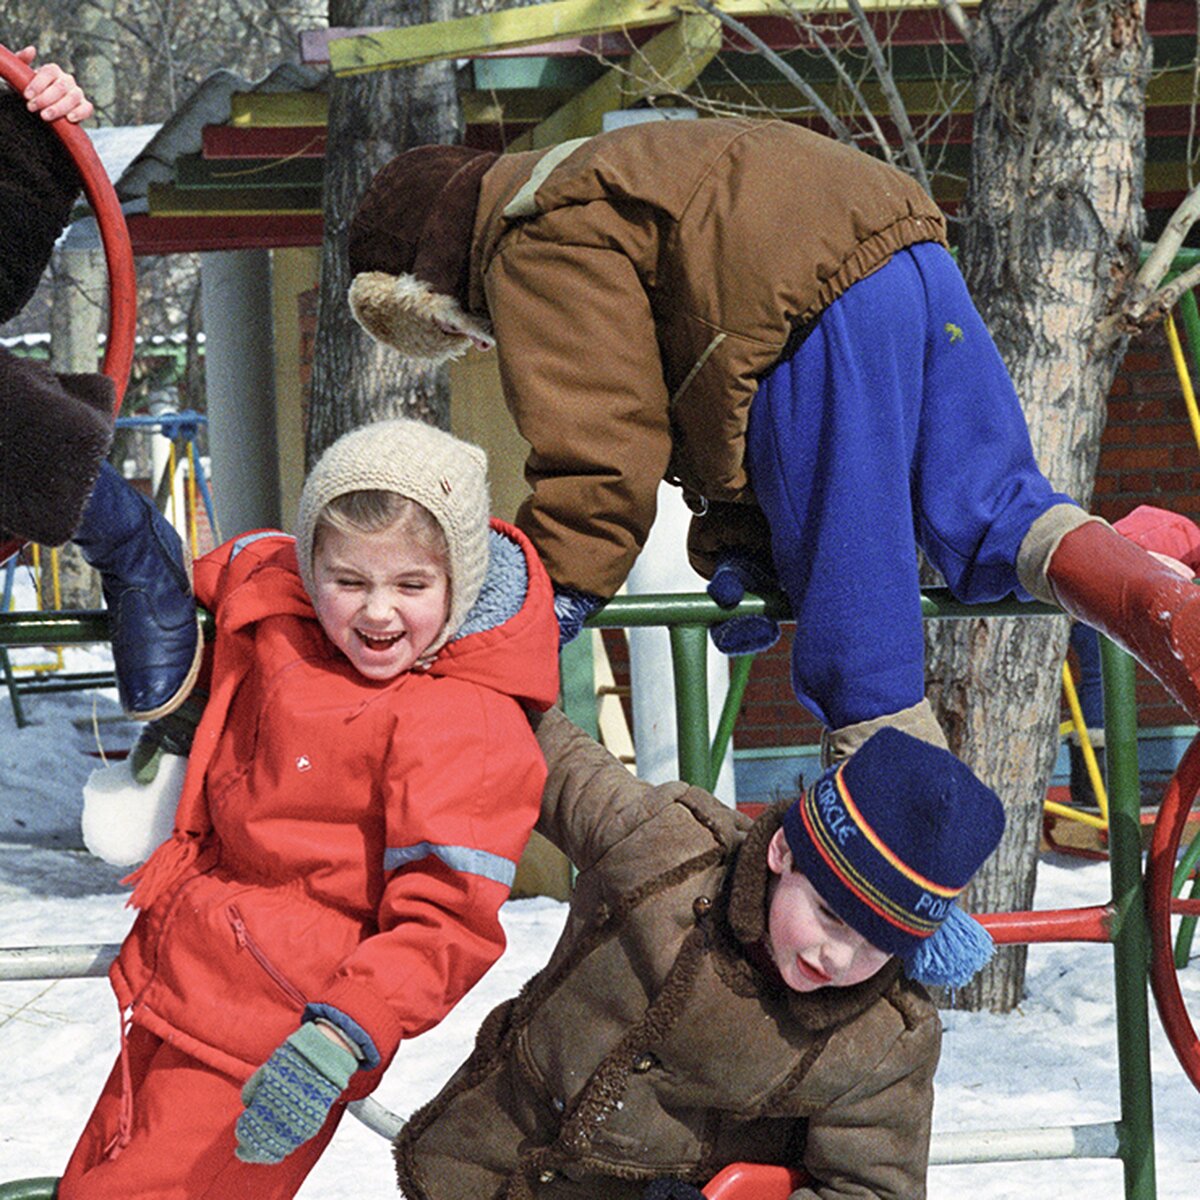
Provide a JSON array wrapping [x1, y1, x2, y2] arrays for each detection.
[[0, 43, 136, 562], [1145, 730, 1200, 1091]]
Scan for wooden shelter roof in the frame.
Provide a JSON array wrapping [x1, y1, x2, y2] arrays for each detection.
[[122, 1, 1200, 253]]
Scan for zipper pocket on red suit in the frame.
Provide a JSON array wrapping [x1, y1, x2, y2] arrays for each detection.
[[227, 903, 308, 1008]]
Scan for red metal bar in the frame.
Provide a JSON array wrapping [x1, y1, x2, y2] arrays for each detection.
[[976, 906, 1113, 944], [703, 1162, 808, 1199]]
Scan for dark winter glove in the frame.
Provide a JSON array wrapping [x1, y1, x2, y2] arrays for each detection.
[[129, 690, 207, 785], [235, 1023, 357, 1164], [707, 552, 781, 656], [643, 1180, 706, 1200], [553, 585, 604, 648]]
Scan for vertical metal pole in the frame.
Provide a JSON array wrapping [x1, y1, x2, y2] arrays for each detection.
[[1101, 637, 1157, 1200], [559, 632, 600, 741], [669, 624, 713, 788], [710, 653, 754, 782]]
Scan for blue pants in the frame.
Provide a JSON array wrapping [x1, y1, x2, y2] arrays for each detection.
[[746, 242, 1074, 728]]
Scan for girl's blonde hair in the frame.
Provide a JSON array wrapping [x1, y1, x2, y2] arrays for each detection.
[[315, 490, 450, 574]]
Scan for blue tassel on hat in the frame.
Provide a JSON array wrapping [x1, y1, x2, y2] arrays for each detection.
[[901, 904, 996, 988]]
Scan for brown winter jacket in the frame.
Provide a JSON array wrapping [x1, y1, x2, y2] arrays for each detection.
[[464, 118, 947, 595], [394, 708, 941, 1200]]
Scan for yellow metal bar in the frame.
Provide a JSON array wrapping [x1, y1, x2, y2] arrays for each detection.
[[329, 0, 974, 76], [167, 441, 179, 526], [508, 11, 722, 151], [1044, 798, 1108, 831], [1060, 661, 1109, 824], [1163, 309, 1200, 456], [186, 443, 200, 561]]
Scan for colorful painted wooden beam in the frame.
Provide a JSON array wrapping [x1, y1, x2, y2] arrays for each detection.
[[175, 153, 325, 190], [326, 0, 972, 75], [127, 213, 322, 255], [147, 181, 322, 217], [201, 125, 327, 159], [229, 90, 328, 127], [508, 10, 723, 150]]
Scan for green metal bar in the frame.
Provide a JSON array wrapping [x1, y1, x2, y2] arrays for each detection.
[[558, 631, 600, 740], [1, 645, 27, 728], [584, 589, 1057, 629], [1100, 637, 1157, 1200], [0, 610, 113, 645], [1171, 824, 1200, 969], [668, 623, 713, 789], [0, 1180, 58, 1199], [711, 653, 754, 782]]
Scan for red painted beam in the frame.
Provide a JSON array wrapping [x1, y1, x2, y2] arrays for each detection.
[[127, 213, 322, 255], [202, 124, 327, 160]]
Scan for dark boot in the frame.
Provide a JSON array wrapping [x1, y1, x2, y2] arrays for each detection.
[[1067, 734, 1106, 809], [1046, 519, 1200, 722], [73, 462, 202, 720]]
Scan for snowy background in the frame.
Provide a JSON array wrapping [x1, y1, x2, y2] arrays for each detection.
[[0, 618, 1197, 1197]]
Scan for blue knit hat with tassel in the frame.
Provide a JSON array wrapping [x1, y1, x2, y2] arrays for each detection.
[[782, 727, 1006, 988]]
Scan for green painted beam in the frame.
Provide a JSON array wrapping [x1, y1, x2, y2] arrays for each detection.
[[175, 153, 324, 191], [148, 182, 322, 217], [328, 0, 969, 76]]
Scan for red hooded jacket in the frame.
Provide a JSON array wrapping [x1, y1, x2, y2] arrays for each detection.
[[110, 519, 558, 1097]]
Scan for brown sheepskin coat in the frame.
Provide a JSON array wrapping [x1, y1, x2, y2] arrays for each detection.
[[462, 117, 947, 596], [394, 708, 941, 1200]]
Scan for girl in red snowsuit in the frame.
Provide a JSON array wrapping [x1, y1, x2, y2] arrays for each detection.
[[59, 418, 560, 1198]]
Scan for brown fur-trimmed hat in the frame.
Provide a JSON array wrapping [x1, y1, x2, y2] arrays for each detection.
[[348, 144, 497, 303]]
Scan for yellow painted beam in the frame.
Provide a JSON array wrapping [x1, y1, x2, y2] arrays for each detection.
[[230, 91, 329, 128], [328, 0, 968, 76], [507, 11, 723, 151], [148, 182, 322, 217]]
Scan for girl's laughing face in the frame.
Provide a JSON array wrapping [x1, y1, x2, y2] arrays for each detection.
[[311, 524, 450, 680]]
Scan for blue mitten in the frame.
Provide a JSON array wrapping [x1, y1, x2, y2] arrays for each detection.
[[643, 1180, 706, 1200], [235, 1023, 357, 1164], [553, 585, 604, 648], [706, 553, 781, 656]]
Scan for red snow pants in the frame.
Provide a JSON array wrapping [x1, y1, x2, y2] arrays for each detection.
[[58, 1024, 344, 1199]]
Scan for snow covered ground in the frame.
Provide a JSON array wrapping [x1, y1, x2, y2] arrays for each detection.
[[0, 642, 1197, 1198]]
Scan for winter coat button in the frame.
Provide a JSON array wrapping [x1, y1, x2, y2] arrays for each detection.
[[692, 895, 712, 919], [538, 1169, 557, 1183], [632, 1051, 658, 1073]]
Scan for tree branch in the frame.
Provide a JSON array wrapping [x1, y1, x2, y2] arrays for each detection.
[[844, 0, 931, 193], [1126, 181, 1200, 323], [693, 0, 856, 145], [938, 0, 974, 47]]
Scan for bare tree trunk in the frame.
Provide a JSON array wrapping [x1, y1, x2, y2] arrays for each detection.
[[306, 0, 461, 464], [927, 0, 1149, 1012]]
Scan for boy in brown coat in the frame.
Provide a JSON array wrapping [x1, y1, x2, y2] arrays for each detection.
[[394, 708, 1005, 1200], [346, 117, 1200, 763]]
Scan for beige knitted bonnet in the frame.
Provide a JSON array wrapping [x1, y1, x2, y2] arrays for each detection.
[[296, 418, 491, 656]]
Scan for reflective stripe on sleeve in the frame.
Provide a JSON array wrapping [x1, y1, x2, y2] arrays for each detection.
[[383, 842, 517, 887]]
